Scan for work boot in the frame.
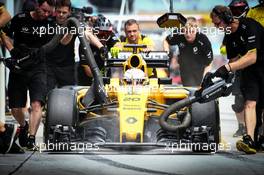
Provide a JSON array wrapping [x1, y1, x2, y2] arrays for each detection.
[[26, 135, 38, 151], [257, 135, 264, 152], [0, 124, 18, 154], [236, 135, 256, 154], [18, 121, 29, 147], [233, 123, 246, 137], [8, 142, 25, 154]]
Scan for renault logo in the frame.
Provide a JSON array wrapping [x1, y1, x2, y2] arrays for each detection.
[[126, 117, 137, 124]]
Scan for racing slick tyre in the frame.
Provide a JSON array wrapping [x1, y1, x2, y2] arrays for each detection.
[[190, 100, 220, 153], [44, 88, 78, 145]]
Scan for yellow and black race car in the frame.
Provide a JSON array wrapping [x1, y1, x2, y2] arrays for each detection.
[[44, 43, 233, 153]]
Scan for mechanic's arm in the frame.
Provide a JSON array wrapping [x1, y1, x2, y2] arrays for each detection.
[[0, 31, 14, 51], [163, 39, 170, 53], [84, 30, 108, 60], [199, 34, 213, 76], [229, 56, 239, 63], [203, 62, 213, 76], [227, 49, 257, 72], [163, 34, 179, 53], [0, 6, 11, 28], [84, 30, 104, 49], [110, 42, 123, 58], [112, 42, 123, 49], [82, 65, 92, 77], [203, 54, 213, 76], [60, 33, 73, 45], [170, 55, 179, 70]]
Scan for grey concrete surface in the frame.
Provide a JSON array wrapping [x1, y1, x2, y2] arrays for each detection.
[[1, 96, 264, 175]]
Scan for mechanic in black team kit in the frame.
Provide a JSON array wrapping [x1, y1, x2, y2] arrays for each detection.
[[210, 5, 264, 154], [163, 17, 213, 86], [226, 0, 249, 138], [0, 1, 21, 154], [1, 0, 55, 150], [78, 14, 117, 85], [46, 0, 76, 92]]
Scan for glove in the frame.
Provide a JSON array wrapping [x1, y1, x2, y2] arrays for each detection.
[[18, 48, 40, 69], [194, 72, 214, 97], [9, 44, 32, 60], [110, 47, 121, 58], [213, 65, 230, 80], [9, 47, 40, 71], [201, 72, 214, 88], [10, 48, 24, 60], [4, 57, 22, 73], [28, 48, 40, 60], [220, 45, 227, 56], [99, 46, 108, 60]]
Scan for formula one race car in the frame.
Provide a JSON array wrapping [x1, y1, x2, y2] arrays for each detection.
[[44, 44, 233, 153]]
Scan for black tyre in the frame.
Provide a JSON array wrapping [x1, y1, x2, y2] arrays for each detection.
[[44, 88, 78, 144], [190, 100, 220, 152]]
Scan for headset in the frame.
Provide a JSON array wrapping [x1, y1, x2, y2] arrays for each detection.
[[228, 0, 249, 18], [212, 7, 234, 24]]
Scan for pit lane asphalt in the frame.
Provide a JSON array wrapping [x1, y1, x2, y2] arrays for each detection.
[[1, 96, 264, 175]]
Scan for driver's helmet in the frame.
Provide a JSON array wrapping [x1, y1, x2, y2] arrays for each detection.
[[93, 14, 113, 41], [124, 68, 146, 84], [228, 0, 249, 18]]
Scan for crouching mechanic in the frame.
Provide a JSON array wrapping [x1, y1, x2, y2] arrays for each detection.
[[1, 0, 55, 150], [110, 19, 155, 77], [210, 5, 264, 154]]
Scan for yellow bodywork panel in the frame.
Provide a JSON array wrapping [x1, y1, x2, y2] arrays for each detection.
[[117, 86, 149, 142], [76, 88, 88, 110], [105, 79, 190, 143]]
